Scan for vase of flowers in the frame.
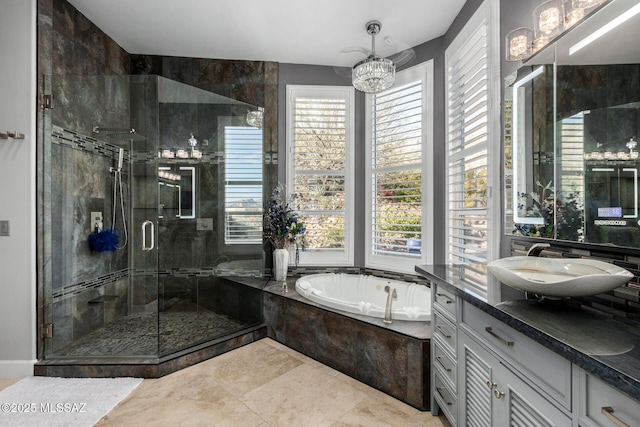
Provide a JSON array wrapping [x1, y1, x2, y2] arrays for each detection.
[[264, 183, 306, 282]]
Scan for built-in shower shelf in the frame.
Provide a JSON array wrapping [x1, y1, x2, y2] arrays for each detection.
[[88, 295, 119, 304]]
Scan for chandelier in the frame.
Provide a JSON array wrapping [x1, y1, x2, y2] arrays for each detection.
[[352, 20, 396, 94], [247, 107, 264, 129]]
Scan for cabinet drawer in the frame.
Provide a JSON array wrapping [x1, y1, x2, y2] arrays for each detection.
[[433, 283, 457, 320], [433, 340, 457, 391], [434, 371, 458, 426], [461, 301, 572, 410], [433, 312, 457, 357], [581, 372, 640, 427]]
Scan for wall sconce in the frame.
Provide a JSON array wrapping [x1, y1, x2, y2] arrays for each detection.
[[246, 107, 263, 129], [534, 0, 565, 39], [564, 0, 586, 28], [506, 27, 534, 61], [572, 0, 607, 10], [506, 0, 611, 61]]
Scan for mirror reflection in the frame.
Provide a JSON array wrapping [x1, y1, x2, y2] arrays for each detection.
[[507, 0, 640, 247], [159, 166, 195, 219]]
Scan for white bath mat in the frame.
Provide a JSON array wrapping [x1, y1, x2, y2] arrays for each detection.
[[0, 376, 142, 427]]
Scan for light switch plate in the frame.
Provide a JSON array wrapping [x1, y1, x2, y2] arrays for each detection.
[[0, 220, 9, 236]]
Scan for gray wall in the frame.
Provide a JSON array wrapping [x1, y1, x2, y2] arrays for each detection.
[[278, 0, 484, 267], [0, 0, 37, 377], [277, 64, 366, 265]]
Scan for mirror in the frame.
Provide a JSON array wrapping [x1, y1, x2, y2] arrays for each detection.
[[159, 166, 195, 219], [507, 0, 640, 247]]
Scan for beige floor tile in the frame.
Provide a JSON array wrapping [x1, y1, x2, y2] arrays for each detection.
[[130, 367, 230, 402], [424, 414, 453, 427], [205, 340, 304, 397], [97, 394, 263, 427], [333, 392, 431, 427], [241, 363, 368, 427], [93, 338, 448, 427], [0, 378, 18, 392]]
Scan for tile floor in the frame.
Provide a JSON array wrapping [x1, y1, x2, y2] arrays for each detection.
[[1, 338, 452, 426]]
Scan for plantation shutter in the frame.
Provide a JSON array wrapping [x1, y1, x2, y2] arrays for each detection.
[[224, 126, 263, 244], [287, 86, 354, 265], [446, 15, 490, 266], [371, 80, 423, 258]]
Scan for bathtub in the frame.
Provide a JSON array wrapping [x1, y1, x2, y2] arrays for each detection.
[[294, 273, 431, 321]]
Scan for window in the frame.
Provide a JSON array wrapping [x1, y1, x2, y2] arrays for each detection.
[[445, 0, 500, 297], [365, 61, 433, 273], [224, 126, 263, 245], [286, 85, 355, 265]]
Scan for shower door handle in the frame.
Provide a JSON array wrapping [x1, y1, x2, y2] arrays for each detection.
[[141, 220, 154, 251]]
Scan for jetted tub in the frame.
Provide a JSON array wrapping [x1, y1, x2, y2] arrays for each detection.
[[295, 273, 431, 321]]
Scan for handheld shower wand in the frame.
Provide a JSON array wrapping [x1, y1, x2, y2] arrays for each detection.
[[117, 148, 124, 172]]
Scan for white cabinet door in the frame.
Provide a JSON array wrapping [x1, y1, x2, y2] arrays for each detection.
[[460, 330, 572, 427], [460, 331, 497, 426]]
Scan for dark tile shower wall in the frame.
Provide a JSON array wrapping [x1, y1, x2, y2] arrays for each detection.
[[37, 0, 276, 357], [130, 55, 278, 310], [38, 0, 132, 355], [130, 55, 279, 200]]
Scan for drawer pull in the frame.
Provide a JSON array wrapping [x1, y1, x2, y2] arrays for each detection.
[[601, 407, 630, 427], [436, 325, 452, 339], [485, 327, 514, 347], [436, 356, 451, 372], [435, 387, 453, 406], [436, 293, 453, 304]]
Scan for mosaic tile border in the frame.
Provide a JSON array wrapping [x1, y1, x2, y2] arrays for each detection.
[[52, 268, 130, 301], [53, 266, 266, 302], [51, 125, 130, 163]]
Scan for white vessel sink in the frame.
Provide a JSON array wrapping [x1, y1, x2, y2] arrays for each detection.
[[487, 256, 633, 298]]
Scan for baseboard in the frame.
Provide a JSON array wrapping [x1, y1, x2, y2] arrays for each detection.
[[0, 359, 37, 378]]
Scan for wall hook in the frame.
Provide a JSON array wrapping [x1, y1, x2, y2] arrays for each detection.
[[7, 131, 25, 139]]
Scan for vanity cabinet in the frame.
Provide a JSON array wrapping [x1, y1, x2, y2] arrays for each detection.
[[431, 282, 460, 425], [421, 266, 640, 427], [459, 301, 572, 426], [459, 330, 572, 427], [579, 370, 640, 427]]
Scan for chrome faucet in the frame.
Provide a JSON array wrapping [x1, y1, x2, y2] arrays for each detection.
[[527, 243, 550, 256], [383, 285, 397, 324]]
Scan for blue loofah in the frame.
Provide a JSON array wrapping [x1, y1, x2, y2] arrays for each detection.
[[88, 229, 120, 252]]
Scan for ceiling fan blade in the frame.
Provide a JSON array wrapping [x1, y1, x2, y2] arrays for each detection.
[[387, 48, 416, 68], [340, 46, 373, 57]]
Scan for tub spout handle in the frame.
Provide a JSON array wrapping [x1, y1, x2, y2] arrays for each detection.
[[383, 285, 397, 324]]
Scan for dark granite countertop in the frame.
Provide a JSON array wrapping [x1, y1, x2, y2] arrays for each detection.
[[416, 264, 640, 402]]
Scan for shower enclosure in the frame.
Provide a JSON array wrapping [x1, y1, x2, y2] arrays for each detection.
[[41, 75, 265, 361]]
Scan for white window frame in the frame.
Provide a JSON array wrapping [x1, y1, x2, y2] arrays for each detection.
[[445, 0, 501, 301], [223, 125, 263, 245], [364, 61, 434, 274], [286, 85, 355, 266]]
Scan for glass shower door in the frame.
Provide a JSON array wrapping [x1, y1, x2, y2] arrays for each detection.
[[42, 74, 160, 359]]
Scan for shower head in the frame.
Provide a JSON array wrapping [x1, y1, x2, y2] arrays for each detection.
[[92, 126, 146, 142], [93, 126, 136, 135]]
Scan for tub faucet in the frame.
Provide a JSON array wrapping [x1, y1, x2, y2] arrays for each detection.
[[527, 243, 550, 256], [383, 285, 397, 324]]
